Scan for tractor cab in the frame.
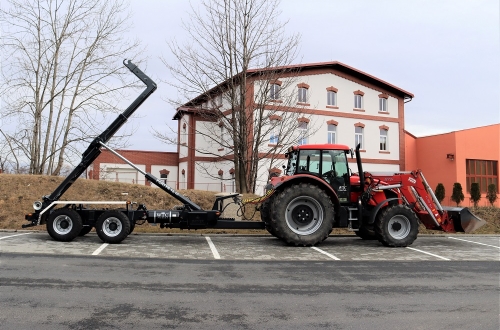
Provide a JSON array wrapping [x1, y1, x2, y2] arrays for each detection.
[[285, 144, 352, 204]]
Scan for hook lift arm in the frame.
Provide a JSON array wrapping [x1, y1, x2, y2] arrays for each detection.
[[25, 60, 157, 226]]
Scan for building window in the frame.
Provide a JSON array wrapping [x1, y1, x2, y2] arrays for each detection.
[[355, 126, 364, 149], [298, 121, 308, 145], [270, 84, 280, 100], [380, 129, 388, 150], [270, 119, 279, 144], [327, 91, 337, 106], [180, 123, 187, 144], [354, 94, 363, 109], [327, 124, 337, 144], [298, 87, 308, 103], [466, 159, 498, 193], [379, 98, 388, 112], [220, 124, 224, 139]]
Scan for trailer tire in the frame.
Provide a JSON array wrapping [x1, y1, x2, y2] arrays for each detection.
[[96, 211, 130, 244], [355, 226, 377, 240], [270, 183, 334, 246], [46, 208, 83, 242], [129, 221, 135, 234], [375, 205, 419, 247], [78, 226, 93, 236]]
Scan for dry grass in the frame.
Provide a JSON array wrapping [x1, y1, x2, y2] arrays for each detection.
[[1, 173, 498, 235], [0, 173, 263, 234]]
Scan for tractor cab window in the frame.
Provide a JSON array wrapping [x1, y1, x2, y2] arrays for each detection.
[[321, 150, 350, 199], [297, 150, 320, 176]]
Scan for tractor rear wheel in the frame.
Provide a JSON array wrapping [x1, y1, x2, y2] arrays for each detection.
[[375, 205, 419, 247], [96, 210, 130, 244], [46, 208, 83, 242], [270, 183, 334, 246], [261, 198, 280, 238]]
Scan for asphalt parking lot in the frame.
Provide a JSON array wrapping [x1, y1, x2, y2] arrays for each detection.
[[1, 231, 499, 261]]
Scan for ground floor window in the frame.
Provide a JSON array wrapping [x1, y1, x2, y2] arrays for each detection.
[[466, 159, 498, 193]]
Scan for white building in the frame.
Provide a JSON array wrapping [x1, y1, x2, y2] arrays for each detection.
[[173, 61, 413, 194]]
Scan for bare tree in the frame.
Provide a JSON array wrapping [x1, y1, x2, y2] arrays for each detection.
[[0, 0, 142, 175], [160, 0, 309, 193]]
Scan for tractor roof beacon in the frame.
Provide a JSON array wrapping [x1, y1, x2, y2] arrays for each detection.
[[24, 61, 486, 246]]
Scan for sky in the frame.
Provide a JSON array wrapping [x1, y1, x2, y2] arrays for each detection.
[[3, 0, 500, 153]]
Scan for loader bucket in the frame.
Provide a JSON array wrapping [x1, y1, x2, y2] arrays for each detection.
[[442, 206, 487, 233]]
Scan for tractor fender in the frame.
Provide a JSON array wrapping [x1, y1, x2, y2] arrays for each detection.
[[367, 198, 402, 224], [271, 174, 340, 207]]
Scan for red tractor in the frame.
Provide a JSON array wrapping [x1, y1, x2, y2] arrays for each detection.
[[258, 144, 486, 247]]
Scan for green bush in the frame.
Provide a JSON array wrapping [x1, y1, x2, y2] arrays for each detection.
[[470, 182, 481, 207], [435, 183, 445, 203], [487, 184, 498, 206], [451, 182, 464, 206]]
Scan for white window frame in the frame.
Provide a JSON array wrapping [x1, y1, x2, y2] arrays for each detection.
[[354, 94, 363, 109], [379, 98, 388, 112], [298, 122, 308, 145], [270, 84, 280, 100], [355, 126, 364, 149], [298, 87, 307, 103], [327, 125, 337, 144], [327, 91, 337, 106], [380, 129, 388, 151]]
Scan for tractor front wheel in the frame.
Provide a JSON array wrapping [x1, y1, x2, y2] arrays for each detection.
[[355, 226, 377, 240], [375, 205, 419, 247], [270, 183, 334, 246]]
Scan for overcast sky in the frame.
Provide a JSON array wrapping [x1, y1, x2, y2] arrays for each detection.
[[4, 0, 498, 152], [122, 0, 499, 152]]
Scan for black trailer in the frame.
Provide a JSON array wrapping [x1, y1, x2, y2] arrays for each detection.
[[24, 60, 265, 244]]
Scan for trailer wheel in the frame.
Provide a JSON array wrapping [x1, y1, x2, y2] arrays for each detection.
[[354, 226, 377, 240], [261, 198, 280, 238], [78, 226, 93, 236], [46, 208, 83, 242], [270, 183, 334, 246], [129, 221, 136, 234], [375, 205, 419, 247], [96, 211, 130, 244]]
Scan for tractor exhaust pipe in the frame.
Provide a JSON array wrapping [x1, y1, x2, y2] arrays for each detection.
[[442, 206, 487, 233]]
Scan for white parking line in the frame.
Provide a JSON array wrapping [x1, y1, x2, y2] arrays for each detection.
[[448, 237, 500, 249], [311, 246, 340, 260], [406, 247, 450, 261], [92, 243, 109, 256], [205, 236, 221, 259], [0, 233, 32, 240]]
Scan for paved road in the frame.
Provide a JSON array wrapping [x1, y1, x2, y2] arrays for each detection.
[[0, 231, 499, 261], [0, 232, 499, 329]]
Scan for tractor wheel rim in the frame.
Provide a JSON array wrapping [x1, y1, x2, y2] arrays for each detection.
[[102, 217, 122, 237], [388, 215, 411, 239], [53, 215, 73, 235], [285, 196, 323, 235]]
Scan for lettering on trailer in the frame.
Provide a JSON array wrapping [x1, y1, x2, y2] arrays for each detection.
[[155, 179, 181, 197]]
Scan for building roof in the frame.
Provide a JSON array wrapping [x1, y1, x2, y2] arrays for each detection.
[[173, 61, 414, 120]]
